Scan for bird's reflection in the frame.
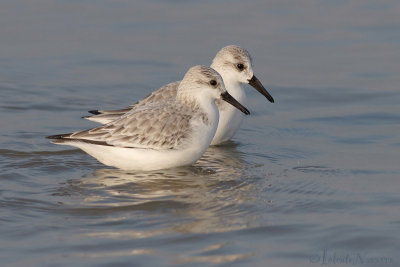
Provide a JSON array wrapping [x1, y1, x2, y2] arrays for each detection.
[[56, 142, 265, 264], [57, 141, 261, 229]]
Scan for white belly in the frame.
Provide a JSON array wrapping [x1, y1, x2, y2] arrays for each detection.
[[62, 109, 219, 171], [211, 84, 247, 145], [74, 143, 204, 171]]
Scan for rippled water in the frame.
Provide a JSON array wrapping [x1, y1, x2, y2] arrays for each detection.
[[1, 0, 400, 266]]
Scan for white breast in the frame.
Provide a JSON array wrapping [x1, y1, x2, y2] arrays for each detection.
[[211, 82, 247, 145]]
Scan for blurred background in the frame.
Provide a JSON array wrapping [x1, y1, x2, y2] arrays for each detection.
[[1, 0, 399, 266]]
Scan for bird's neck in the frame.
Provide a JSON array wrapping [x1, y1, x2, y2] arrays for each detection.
[[178, 90, 218, 126]]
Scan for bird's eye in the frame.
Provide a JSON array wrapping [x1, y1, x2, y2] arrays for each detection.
[[210, 80, 217, 86], [237, 63, 245, 71]]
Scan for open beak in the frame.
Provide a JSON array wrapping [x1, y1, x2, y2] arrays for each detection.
[[221, 92, 250, 115], [248, 75, 274, 103]]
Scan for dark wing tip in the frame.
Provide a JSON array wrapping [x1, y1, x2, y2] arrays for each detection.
[[88, 110, 102, 115], [46, 133, 72, 139]]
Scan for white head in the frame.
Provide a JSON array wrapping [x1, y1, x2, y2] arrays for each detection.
[[210, 45, 274, 103], [178, 65, 250, 115], [211, 45, 254, 83]]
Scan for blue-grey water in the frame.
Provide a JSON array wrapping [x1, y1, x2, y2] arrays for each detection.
[[1, 1, 400, 266]]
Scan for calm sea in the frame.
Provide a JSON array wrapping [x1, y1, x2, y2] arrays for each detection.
[[1, 0, 399, 266]]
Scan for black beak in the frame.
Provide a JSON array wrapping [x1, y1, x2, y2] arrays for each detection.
[[221, 92, 250, 115], [248, 75, 274, 103]]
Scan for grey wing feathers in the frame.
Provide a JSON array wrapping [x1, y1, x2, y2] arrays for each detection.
[[89, 81, 181, 117], [133, 81, 180, 109], [70, 103, 192, 150]]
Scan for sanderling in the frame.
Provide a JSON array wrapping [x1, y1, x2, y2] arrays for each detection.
[[47, 66, 249, 171], [84, 45, 274, 145]]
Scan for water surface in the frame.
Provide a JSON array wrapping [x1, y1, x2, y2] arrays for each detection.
[[1, 0, 400, 266]]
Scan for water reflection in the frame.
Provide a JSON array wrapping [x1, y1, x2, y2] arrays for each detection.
[[52, 142, 262, 264], [56, 142, 260, 233]]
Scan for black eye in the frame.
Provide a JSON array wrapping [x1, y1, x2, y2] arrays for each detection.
[[210, 80, 217, 86], [237, 63, 244, 71]]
